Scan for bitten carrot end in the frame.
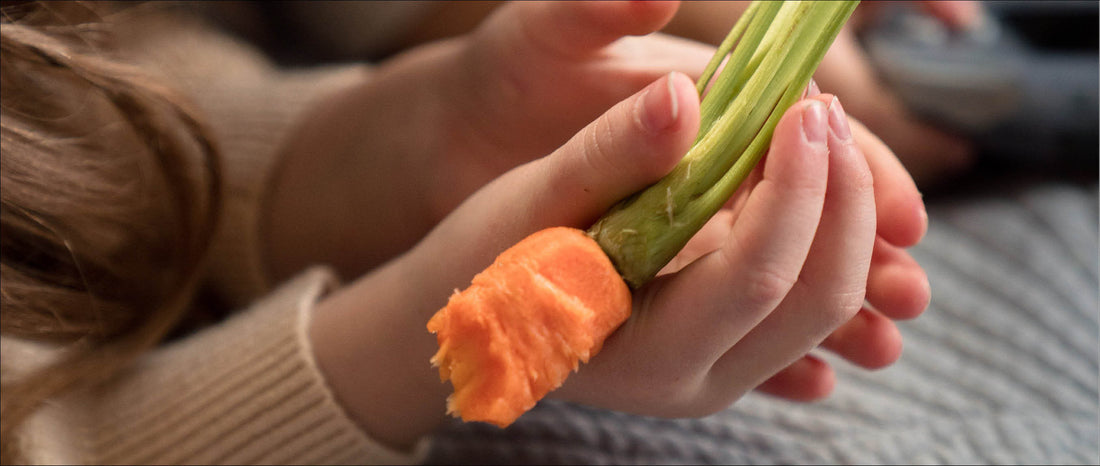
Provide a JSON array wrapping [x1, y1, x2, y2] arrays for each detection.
[[426, 227, 632, 427]]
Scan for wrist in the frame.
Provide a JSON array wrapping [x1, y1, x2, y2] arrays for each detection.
[[307, 254, 450, 450]]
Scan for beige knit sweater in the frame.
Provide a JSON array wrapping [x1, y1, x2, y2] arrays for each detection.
[[3, 11, 429, 465]]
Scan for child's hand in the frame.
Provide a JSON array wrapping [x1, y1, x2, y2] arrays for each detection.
[[422, 5, 933, 382], [654, 89, 931, 404], [305, 1, 930, 446], [547, 91, 883, 416], [411, 82, 926, 417], [307, 69, 929, 451]]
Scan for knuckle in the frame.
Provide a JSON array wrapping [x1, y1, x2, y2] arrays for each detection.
[[693, 376, 752, 417], [579, 116, 621, 176], [849, 159, 875, 194], [740, 266, 796, 310], [822, 287, 866, 327], [651, 379, 725, 418]]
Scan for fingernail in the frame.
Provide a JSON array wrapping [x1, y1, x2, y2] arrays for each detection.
[[827, 96, 852, 141], [802, 100, 827, 145], [637, 72, 679, 133], [802, 78, 821, 99]]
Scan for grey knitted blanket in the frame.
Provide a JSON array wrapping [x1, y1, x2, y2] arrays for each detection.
[[426, 181, 1100, 465]]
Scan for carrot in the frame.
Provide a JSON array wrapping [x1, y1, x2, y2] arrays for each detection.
[[426, 227, 631, 427], [592, 0, 861, 288], [428, 0, 859, 427]]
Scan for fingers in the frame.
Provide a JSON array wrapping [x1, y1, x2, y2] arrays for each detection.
[[531, 71, 701, 227], [780, 95, 877, 332], [848, 113, 928, 248], [760, 306, 904, 401], [813, 29, 939, 244], [761, 306, 904, 400], [784, 237, 927, 377], [810, 237, 927, 373], [867, 236, 931, 320], [754, 354, 835, 402], [821, 307, 903, 369], [557, 98, 833, 415], [415, 72, 700, 284], [453, 0, 714, 174], [707, 96, 876, 400], [802, 78, 822, 99], [636, 99, 830, 371], [481, 1, 681, 60]]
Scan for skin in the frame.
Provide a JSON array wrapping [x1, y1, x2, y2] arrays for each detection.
[[382, 0, 982, 186], [265, 1, 930, 452]]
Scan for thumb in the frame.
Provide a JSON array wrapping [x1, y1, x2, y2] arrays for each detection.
[[418, 72, 700, 276], [530, 71, 700, 228]]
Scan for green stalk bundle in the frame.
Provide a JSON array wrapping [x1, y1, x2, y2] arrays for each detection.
[[588, 0, 860, 288]]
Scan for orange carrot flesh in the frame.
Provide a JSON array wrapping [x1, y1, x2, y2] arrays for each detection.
[[426, 227, 631, 427]]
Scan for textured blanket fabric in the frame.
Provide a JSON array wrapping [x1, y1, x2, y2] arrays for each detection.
[[426, 181, 1099, 465]]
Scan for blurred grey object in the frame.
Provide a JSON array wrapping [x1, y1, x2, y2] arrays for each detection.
[[863, 1, 1099, 176]]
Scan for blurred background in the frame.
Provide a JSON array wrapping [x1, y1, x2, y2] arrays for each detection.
[[861, 0, 1098, 191]]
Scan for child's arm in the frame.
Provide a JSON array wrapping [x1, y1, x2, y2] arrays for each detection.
[[272, 0, 930, 450]]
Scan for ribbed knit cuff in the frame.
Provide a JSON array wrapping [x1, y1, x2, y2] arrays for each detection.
[[79, 267, 429, 465]]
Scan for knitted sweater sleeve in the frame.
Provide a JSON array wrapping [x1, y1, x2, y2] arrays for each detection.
[[47, 12, 429, 464], [73, 268, 428, 465]]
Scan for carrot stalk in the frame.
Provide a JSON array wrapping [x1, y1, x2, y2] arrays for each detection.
[[590, 0, 859, 288], [428, 0, 858, 427]]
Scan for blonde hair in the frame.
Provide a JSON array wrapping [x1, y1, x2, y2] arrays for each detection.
[[0, 2, 222, 462]]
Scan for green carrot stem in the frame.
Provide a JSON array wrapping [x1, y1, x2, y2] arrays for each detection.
[[695, 1, 777, 136], [588, 0, 859, 289]]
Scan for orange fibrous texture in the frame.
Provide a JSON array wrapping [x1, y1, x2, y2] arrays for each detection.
[[426, 227, 632, 427]]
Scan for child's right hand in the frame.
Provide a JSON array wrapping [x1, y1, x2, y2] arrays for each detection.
[[545, 91, 882, 416]]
